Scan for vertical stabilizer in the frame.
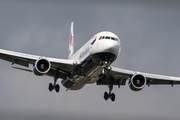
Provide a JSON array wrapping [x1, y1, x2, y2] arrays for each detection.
[[68, 22, 74, 59]]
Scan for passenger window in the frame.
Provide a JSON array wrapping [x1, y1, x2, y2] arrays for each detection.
[[102, 36, 105, 39]]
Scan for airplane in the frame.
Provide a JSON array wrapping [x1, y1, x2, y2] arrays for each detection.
[[0, 22, 180, 101]]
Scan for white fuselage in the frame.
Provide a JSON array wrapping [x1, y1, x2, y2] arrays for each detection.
[[62, 31, 121, 90]]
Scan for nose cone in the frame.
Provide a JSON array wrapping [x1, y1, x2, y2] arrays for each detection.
[[97, 40, 120, 56]]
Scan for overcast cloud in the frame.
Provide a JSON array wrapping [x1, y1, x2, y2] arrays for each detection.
[[0, 1, 180, 120]]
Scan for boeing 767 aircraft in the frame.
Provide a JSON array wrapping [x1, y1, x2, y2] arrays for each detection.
[[0, 22, 180, 101]]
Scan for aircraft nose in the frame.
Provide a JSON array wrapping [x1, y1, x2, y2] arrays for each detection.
[[98, 40, 120, 56]]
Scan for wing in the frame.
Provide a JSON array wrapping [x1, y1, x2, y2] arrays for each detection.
[[0, 49, 76, 78], [97, 66, 180, 86]]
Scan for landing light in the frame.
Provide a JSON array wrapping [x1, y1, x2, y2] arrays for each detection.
[[73, 61, 78, 66]]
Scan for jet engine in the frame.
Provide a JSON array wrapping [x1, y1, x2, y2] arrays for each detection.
[[33, 58, 51, 76], [128, 74, 146, 91]]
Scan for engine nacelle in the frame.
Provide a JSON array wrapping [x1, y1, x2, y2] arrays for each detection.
[[128, 74, 146, 91], [33, 58, 51, 76]]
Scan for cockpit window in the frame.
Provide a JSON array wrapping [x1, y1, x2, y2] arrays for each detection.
[[105, 36, 110, 39], [99, 36, 102, 40], [115, 38, 119, 42], [99, 36, 105, 40], [99, 36, 119, 42], [111, 37, 115, 40]]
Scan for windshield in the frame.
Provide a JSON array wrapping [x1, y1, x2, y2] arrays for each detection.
[[99, 36, 119, 42]]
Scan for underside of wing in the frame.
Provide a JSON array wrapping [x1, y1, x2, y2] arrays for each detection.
[[97, 67, 132, 86], [0, 49, 76, 79], [97, 66, 180, 88], [0, 49, 39, 67]]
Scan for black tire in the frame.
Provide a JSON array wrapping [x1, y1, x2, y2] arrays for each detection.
[[55, 84, 60, 93], [48, 83, 53, 92], [104, 92, 109, 100], [111, 93, 115, 102]]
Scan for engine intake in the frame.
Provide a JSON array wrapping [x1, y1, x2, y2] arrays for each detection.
[[33, 58, 51, 76], [128, 74, 146, 91]]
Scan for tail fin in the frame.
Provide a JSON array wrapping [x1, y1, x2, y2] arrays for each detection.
[[68, 22, 74, 59]]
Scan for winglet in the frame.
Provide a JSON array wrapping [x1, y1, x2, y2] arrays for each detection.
[[68, 22, 74, 59]]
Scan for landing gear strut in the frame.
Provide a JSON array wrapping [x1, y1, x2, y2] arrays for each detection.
[[104, 79, 115, 101], [100, 62, 115, 101], [48, 72, 60, 93], [99, 61, 111, 78]]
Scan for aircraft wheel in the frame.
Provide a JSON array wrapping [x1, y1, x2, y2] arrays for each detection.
[[48, 83, 53, 92], [111, 93, 115, 102], [104, 92, 109, 100], [55, 84, 60, 93]]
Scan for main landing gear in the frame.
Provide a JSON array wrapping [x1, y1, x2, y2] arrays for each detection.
[[104, 80, 115, 101], [48, 74, 60, 93], [101, 62, 116, 101]]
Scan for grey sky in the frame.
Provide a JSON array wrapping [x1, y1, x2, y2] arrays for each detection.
[[0, 1, 180, 120]]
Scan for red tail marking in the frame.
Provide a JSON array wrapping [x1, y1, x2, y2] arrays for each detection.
[[70, 33, 73, 46]]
